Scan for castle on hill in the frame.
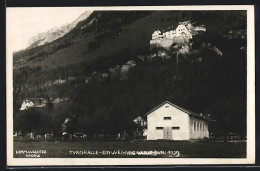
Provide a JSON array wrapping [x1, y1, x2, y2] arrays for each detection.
[[150, 20, 206, 48]]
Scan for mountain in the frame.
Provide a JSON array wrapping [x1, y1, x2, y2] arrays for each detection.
[[13, 11, 247, 136], [14, 11, 246, 70], [27, 11, 93, 48]]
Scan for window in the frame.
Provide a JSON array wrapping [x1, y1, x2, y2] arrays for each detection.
[[165, 105, 169, 108], [156, 127, 163, 130], [172, 127, 180, 130], [164, 117, 171, 120]]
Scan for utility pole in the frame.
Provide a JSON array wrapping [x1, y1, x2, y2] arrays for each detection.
[[176, 51, 179, 66], [101, 129, 104, 141]]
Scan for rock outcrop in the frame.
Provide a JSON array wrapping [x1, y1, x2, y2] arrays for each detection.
[[27, 11, 93, 48]]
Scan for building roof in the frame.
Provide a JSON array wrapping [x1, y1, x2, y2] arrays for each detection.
[[144, 101, 206, 120]]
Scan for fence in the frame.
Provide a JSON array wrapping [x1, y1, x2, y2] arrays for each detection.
[[14, 132, 147, 142]]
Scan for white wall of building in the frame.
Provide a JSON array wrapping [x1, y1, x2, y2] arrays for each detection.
[[189, 117, 209, 139], [193, 26, 206, 32], [151, 21, 206, 44], [175, 25, 192, 39], [146, 102, 209, 140], [152, 30, 161, 40], [151, 24, 192, 41], [146, 103, 190, 140], [150, 39, 175, 48]]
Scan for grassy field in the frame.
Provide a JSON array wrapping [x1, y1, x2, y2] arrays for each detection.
[[13, 141, 246, 158]]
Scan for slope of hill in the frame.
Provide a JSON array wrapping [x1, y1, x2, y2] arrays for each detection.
[[13, 10, 247, 136], [14, 11, 246, 70]]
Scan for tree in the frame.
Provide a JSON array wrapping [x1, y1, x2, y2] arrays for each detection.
[[14, 108, 52, 135], [206, 100, 233, 141]]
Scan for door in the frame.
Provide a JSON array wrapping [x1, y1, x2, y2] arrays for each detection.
[[163, 127, 172, 139]]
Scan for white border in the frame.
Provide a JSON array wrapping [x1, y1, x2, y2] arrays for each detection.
[[6, 5, 255, 166]]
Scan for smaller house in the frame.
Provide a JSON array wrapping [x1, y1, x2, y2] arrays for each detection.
[[53, 79, 66, 85], [133, 116, 147, 138], [193, 26, 206, 32], [31, 98, 48, 108], [121, 60, 136, 73], [20, 98, 51, 110], [133, 116, 147, 127], [20, 100, 34, 110], [53, 97, 65, 104]]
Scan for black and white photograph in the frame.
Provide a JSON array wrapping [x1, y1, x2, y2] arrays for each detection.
[[6, 5, 255, 166]]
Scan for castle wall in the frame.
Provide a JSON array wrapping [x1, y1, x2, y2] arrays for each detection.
[[150, 39, 175, 48], [150, 37, 189, 49]]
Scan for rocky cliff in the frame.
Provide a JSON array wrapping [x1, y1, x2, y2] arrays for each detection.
[[27, 11, 93, 48]]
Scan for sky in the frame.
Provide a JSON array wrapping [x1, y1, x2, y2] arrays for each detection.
[[7, 7, 91, 52]]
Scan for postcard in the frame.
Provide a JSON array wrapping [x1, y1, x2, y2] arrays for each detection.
[[6, 5, 255, 166]]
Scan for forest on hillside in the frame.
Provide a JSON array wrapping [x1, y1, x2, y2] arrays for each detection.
[[13, 10, 247, 139]]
